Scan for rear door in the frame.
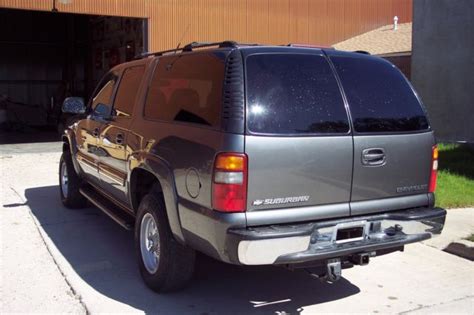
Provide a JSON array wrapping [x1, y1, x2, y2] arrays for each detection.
[[244, 52, 353, 224], [328, 51, 434, 215]]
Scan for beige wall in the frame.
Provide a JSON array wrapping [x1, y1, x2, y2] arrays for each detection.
[[0, 0, 413, 52]]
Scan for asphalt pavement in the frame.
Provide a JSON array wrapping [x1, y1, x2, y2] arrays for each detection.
[[1, 143, 473, 314]]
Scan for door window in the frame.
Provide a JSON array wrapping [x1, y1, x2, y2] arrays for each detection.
[[113, 66, 145, 117], [90, 71, 119, 118]]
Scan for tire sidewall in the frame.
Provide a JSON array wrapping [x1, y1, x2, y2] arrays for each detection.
[[59, 150, 87, 208], [59, 153, 69, 203], [134, 194, 171, 289]]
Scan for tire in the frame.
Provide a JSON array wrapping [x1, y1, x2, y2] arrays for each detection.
[[59, 150, 88, 209], [135, 191, 195, 292]]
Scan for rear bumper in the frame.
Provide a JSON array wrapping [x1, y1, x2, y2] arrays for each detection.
[[228, 207, 446, 265]]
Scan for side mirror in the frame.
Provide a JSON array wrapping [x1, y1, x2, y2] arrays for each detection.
[[62, 97, 86, 114], [91, 103, 113, 121]]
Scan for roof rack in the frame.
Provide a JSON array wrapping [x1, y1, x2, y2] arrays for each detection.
[[135, 41, 240, 59], [353, 50, 371, 55], [286, 43, 334, 49], [182, 41, 238, 51]]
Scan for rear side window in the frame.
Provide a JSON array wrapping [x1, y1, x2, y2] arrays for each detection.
[[331, 56, 429, 133], [113, 66, 145, 117], [144, 52, 226, 127], [246, 54, 349, 135]]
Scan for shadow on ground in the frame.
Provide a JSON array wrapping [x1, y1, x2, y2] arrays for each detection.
[[20, 185, 360, 314]]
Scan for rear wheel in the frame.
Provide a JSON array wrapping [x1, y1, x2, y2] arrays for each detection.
[[59, 151, 87, 209], [135, 191, 195, 292]]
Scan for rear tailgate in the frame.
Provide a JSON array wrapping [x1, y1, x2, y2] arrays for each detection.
[[243, 52, 353, 225], [328, 51, 434, 215]]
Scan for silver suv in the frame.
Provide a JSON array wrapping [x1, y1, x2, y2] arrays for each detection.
[[59, 41, 446, 292]]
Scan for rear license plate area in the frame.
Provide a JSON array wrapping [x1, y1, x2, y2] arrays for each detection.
[[333, 221, 367, 243], [337, 227, 364, 241]]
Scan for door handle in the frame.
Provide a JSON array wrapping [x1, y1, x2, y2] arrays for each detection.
[[92, 128, 99, 137], [116, 133, 124, 145], [362, 148, 386, 166]]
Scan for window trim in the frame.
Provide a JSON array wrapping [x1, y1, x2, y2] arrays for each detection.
[[87, 69, 121, 120], [141, 53, 225, 131], [243, 52, 352, 137]]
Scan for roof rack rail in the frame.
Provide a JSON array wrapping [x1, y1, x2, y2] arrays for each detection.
[[182, 41, 238, 51], [135, 40, 239, 59], [285, 43, 334, 49], [354, 50, 371, 55]]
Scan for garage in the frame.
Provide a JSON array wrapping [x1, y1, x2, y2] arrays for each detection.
[[0, 0, 413, 146], [0, 8, 146, 144]]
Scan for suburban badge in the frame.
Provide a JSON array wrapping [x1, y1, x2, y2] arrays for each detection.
[[252, 195, 310, 206]]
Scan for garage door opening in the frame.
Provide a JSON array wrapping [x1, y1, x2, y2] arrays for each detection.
[[0, 8, 147, 144]]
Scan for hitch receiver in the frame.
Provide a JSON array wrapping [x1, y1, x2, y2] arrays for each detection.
[[350, 252, 375, 266]]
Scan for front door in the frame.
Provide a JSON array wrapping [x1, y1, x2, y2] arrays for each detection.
[[75, 71, 120, 185], [98, 65, 146, 204]]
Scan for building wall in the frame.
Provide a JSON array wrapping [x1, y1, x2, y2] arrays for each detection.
[[382, 54, 411, 80], [1, 0, 412, 51], [412, 0, 474, 143]]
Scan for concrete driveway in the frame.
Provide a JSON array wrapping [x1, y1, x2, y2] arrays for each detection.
[[1, 143, 473, 314]]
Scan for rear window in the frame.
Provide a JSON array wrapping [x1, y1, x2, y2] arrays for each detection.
[[246, 54, 349, 135], [331, 55, 429, 133]]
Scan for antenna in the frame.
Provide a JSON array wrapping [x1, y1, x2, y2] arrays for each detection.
[[175, 24, 191, 53]]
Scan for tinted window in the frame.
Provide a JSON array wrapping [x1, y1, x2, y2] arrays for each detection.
[[331, 55, 429, 133], [91, 71, 119, 117], [113, 66, 145, 117], [246, 54, 349, 134], [144, 52, 226, 127]]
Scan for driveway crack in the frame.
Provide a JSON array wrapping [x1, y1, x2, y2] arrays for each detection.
[[398, 295, 474, 314]]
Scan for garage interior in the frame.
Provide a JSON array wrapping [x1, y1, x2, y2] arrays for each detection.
[[0, 8, 146, 144]]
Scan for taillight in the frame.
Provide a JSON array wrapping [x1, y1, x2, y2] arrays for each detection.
[[429, 145, 439, 193], [212, 153, 248, 212]]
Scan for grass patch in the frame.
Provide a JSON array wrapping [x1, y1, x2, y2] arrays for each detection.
[[436, 143, 474, 208], [465, 234, 474, 242]]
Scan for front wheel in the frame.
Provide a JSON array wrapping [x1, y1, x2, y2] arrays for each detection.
[[135, 192, 195, 292], [59, 151, 87, 209]]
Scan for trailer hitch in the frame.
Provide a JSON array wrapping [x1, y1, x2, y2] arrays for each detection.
[[326, 258, 342, 283], [305, 258, 342, 283]]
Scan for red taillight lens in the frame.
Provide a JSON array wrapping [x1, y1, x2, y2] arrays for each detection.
[[212, 153, 247, 212], [429, 145, 438, 193]]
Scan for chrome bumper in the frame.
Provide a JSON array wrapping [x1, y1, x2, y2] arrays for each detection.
[[230, 207, 446, 265]]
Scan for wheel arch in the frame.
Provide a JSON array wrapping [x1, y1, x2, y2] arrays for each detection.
[[61, 130, 82, 176], [129, 158, 185, 244]]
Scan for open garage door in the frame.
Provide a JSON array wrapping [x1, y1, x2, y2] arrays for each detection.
[[0, 8, 146, 144]]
